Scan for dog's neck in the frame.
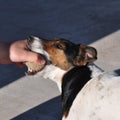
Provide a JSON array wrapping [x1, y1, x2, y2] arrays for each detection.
[[38, 64, 66, 80], [37, 64, 67, 91], [37, 63, 103, 92]]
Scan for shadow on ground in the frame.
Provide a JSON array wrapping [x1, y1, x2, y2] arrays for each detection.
[[0, 64, 26, 88], [0, 0, 120, 44], [11, 96, 62, 120], [115, 69, 120, 76]]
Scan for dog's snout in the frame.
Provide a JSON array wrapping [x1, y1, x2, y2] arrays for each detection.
[[27, 36, 34, 43]]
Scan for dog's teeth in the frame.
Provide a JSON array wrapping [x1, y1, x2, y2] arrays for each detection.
[[28, 67, 33, 72]]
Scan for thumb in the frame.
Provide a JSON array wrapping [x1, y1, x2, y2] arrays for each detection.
[[25, 51, 46, 65]]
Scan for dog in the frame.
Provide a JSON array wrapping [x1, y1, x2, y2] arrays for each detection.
[[26, 36, 120, 120], [26, 36, 97, 89]]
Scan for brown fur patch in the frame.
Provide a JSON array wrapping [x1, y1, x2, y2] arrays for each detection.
[[43, 39, 73, 70]]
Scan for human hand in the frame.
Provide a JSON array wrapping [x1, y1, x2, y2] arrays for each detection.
[[10, 40, 46, 64], [0, 40, 46, 65]]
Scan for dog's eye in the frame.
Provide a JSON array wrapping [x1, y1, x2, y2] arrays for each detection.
[[55, 43, 63, 49]]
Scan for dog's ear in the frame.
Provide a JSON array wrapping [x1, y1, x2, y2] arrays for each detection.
[[84, 46, 97, 62], [73, 45, 97, 66]]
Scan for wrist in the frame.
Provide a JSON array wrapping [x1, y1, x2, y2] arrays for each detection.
[[0, 41, 13, 64]]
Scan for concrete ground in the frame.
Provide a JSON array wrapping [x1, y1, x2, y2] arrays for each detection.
[[0, 0, 120, 120]]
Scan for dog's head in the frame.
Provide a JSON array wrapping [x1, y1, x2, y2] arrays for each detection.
[[26, 36, 97, 71]]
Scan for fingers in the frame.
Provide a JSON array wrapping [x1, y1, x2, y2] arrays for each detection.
[[9, 40, 46, 65], [24, 51, 46, 65]]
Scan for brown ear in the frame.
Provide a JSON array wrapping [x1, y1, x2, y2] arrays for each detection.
[[84, 46, 97, 62], [73, 45, 97, 66]]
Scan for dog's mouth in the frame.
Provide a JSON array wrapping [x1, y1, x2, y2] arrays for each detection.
[[25, 56, 47, 75], [25, 36, 50, 75]]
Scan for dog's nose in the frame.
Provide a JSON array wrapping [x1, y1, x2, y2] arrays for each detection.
[[27, 36, 34, 43]]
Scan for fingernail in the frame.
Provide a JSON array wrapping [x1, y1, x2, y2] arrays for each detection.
[[37, 57, 46, 64], [40, 59, 46, 64]]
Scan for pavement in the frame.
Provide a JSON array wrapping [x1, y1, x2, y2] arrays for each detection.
[[0, 0, 120, 120]]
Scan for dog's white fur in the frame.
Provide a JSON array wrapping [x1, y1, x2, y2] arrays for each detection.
[[27, 36, 51, 61], [37, 64, 120, 120], [62, 65, 120, 120], [37, 64, 67, 92]]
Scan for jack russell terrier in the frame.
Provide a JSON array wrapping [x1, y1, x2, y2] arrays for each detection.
[[25, 36, 120, 120]]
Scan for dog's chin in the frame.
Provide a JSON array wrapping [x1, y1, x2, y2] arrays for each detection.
[[25, 53, 47, 76]]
